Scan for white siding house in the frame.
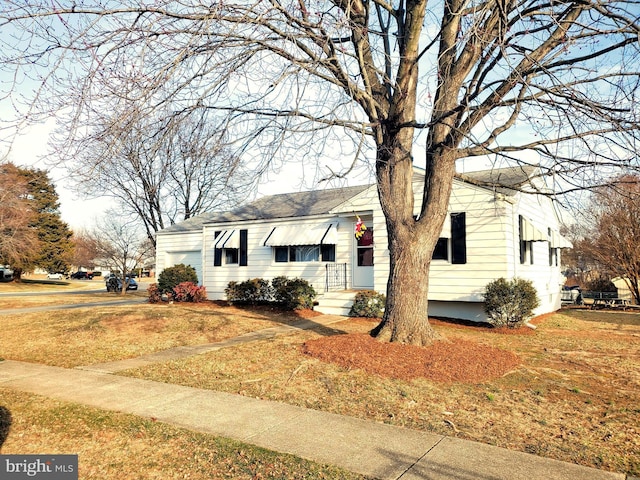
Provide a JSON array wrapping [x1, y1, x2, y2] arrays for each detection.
[[155, 167, 571, 322]]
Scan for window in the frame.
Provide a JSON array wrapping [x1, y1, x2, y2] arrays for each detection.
[[451, 213, 466, 264], [357, 228, 374, 266], [273, 244, 335, 263], [519, 216, 533, 265], [225, 248, 238, 264], [214, 229, 248, 266], [291, 245, 319, 262], [548, 229, 558, 266], [275, 246, 288, 263], [432, 237, 448, 260], [321, 244, 335, 262]]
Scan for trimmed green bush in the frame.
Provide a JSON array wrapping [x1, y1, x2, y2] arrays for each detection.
[[272, 276, 317, 310], [483, 277, 540, 328], [158, 264, 198, 293], [225, 278, 273, 304], [349, 290, 386, 318]]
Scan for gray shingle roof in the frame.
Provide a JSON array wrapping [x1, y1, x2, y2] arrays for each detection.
[[455, 165, 539, 194], [159, 184, 372, 234], [159, 165, 537, 235]]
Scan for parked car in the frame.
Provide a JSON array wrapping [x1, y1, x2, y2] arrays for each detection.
[[70, 271, 93, 280], [0, 266, 13, 282], [47, 272, 64, 280], [561, 285, 583, 305], [106, 275, 138, 292]]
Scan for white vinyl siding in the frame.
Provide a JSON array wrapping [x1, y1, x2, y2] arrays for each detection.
[[156, 173, 567, 322], [202, 218, 353, 300], [156, 230, 204, 285]]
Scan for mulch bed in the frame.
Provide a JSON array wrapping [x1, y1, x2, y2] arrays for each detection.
[[302, 333, 521, 383]]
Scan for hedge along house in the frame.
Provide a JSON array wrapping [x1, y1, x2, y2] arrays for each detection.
[[155, 166, 572, 322]]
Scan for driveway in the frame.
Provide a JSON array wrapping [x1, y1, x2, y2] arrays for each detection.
[[0, 279, 149, 315]]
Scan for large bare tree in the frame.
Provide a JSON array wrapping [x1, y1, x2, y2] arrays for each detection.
[[93, 213, 153, 295], [1, 1, 639, 344], [577, 176, 640, 303], [57, 106, 253, 246]]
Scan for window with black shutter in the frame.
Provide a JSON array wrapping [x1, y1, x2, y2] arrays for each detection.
[[451, 212, 466, 264]]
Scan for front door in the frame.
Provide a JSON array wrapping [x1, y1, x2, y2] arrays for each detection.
[[353, 224, 374, 288]]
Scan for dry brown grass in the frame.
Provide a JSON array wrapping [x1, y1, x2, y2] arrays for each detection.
[[0, 302, 304, 367], [1, 295, 638, 477], [0, 278, 144, 309], [122, 309, 639, 477], [0, 389, 367, 479]]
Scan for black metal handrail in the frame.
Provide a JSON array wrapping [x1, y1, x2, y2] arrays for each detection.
[[325, 263, 347, 292]]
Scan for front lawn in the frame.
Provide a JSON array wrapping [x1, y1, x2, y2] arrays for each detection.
[[0, 389, 368, 479], [1, 300, 638, 476]]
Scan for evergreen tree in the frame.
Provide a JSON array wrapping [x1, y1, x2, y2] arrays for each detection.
[[15, 166, 74, 275]]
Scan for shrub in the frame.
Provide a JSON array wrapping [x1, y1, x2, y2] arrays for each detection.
[[272, 276, 317, 310], [584, 277, 617, 293], [158, 264, 198, 293], [225, 278, 273, 304], [147, 283, 163, 303], [172, 282, 208, 303], [483, 277, 539, 328], [349, 290, 386, 318]]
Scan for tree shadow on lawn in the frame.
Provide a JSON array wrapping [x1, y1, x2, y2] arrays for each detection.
[[178, 301, 351, 337]]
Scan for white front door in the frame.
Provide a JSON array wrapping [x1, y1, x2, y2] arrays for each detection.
[[353, 224, 374, 288]]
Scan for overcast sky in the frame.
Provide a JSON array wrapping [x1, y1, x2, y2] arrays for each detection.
[[1, 117, 110, 231]]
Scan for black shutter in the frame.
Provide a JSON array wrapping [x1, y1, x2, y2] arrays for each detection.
[[519, 216, 526, 264], [239, 229, 248, 266], [432, 237, 449, 260], [214, 231, 222, 267], [451, 213, 466, 264]]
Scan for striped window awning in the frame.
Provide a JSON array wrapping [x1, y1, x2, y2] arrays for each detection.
[[550, 231, 573, 249], [213, 230, 240, 249], [521, 218, 547, 242], [263, 224, 337, 247]]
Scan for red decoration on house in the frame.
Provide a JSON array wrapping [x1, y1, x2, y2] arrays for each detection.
[[355, 215, 367, 240]]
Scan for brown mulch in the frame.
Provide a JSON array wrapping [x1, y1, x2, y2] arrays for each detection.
[[302, 332, 521, 384]]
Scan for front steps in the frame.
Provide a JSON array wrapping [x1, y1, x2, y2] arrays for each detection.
[[315, 290, 357, 316]]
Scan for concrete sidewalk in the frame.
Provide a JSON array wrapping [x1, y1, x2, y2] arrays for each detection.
[[0, 359, 625, 480]]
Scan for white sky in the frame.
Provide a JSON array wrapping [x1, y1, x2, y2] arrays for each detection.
[[2, 115, 503, 232], [3, 119, 111, 231]]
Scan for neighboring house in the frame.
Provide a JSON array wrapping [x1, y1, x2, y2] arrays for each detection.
[[155, 166, 572, 322], [612, 277, 636, 304]]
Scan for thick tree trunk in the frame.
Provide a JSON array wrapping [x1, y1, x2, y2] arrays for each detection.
[[371, 143, 457, 346], [12, 268, 23, 282], [371, 235, 442, 345], [366, 0, 458, 346]]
